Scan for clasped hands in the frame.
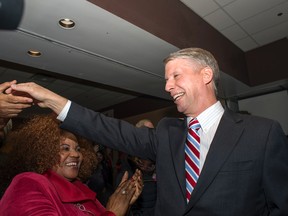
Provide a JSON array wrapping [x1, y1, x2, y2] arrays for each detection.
[[106, 169, 143, 216]]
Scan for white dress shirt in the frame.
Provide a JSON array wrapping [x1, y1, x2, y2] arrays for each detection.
[[186, 101, 224, 172], [57, 100, 71, 122]]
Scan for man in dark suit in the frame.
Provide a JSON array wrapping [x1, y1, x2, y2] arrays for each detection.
[[10, 48, 288, 215]]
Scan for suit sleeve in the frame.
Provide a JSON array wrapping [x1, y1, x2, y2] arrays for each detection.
[[60, 102, 157, 161], [263, 121, 288, 215]]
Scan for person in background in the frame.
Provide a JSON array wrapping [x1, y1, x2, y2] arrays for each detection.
[[9, 47, 288, 215], [0, 80, 33, 167], [102, 147, 114, 186], [87, 147, 115, 206], [0, 80, 32, 118], [115, 155, 156, 216], [130, 156, 156, 216], [0, 118, 12, 146], [0, 115, 143, 216], [0, 119, 13, 166], [114, 119, 157, 216], [135, 119, 154, 129], [132, 119, 157, 216], [133, 118, 156, 183], [0, 80, 32, 147]]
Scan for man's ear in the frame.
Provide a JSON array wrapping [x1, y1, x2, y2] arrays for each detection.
[[201, 67, 213, 84]]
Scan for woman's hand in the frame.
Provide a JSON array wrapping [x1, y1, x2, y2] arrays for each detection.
[[106, 170, 143, 216], [129, 169, 143, 205]]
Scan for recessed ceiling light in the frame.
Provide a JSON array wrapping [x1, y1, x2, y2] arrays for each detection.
[[27, 50, 41, 57], [58, 18, 75, 29]]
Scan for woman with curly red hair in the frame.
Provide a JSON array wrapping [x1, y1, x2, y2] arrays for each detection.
[[0, 114, 142, 216]]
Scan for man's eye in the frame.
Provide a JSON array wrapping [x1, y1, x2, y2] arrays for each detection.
[[76, 147, 81, 152]]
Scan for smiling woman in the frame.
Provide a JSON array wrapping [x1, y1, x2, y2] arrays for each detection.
[[0, 115, 95, 182], [53, 131, 84, 182], [0, 114, 143, 216]]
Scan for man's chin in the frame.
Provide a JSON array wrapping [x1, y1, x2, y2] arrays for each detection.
[[176, 105, 185, 114]]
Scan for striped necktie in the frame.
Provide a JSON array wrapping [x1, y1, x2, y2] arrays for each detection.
[[185, 118, 201, 203]]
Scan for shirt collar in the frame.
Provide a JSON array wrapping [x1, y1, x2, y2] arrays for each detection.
[[187, 101, 224, 133]]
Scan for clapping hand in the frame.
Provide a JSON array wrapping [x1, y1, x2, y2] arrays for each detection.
[[106, 169, 143, 216]]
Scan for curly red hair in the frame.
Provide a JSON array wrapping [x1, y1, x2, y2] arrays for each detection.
[[0, 114, 97, 196]]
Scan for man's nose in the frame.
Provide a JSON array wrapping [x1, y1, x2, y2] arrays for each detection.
[[165, 79, 174, 93]]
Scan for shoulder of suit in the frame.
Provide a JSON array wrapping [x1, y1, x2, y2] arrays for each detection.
[[225, 109, 276, 125], [158, 117, 185, 127]]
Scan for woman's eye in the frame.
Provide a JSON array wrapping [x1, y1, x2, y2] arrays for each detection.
[[60, 146, 70, 152], [60, 144, 70, 151], [60, 144, 81, 152]]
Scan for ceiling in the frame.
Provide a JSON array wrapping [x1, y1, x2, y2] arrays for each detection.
[[181, 0, 288, 52], [0, 0, 287, 117]]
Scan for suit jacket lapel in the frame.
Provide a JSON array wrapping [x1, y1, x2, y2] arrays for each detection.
[[186, 110, 244, 211], [169, 119, 187, 200]]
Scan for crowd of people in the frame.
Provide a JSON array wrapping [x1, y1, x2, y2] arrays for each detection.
[[0, 114, 144, 216], [0, 81, 156, 215], [0, 47, 288, 216], [0, 81, 148, 215]]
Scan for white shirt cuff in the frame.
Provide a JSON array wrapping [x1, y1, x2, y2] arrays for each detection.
[[57, 100, 71, 122]]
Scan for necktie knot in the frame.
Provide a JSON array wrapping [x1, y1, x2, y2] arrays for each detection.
[[189, 118, 201, 131]]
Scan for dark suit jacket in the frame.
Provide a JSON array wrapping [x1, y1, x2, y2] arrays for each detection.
[[61, 102, 288, 216]]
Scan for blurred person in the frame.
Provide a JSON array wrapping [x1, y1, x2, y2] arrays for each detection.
[[0, 80, 32, 118], [9, 47, 288, 215], [0, 119, 13, 165], [132, 119, 157, 216], [0, 115, 143, 216], [134, 118, 156, 181], [87, 149, 115, 206], [87, 151, 108, 194], [0, 118, 12, 146], [135, 119, 154, 129], [0, 80, 32, 147], [115, 155, 156, 216], [115, 119, 157, 216], [130, 157, 157, 216], [103, 147, 114, 186]]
